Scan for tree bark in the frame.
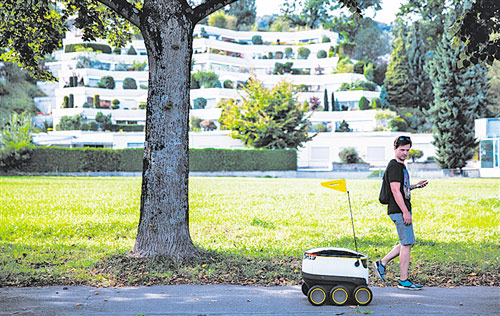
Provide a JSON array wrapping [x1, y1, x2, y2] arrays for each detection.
[[132, 0, 198, 259]]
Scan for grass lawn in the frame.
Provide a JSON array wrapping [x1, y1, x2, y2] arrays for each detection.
[[0, 176, 498, 287]]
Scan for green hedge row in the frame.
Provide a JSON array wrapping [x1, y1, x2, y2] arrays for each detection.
[[17, 147, 296, 172], [65, 43, 112, 54]]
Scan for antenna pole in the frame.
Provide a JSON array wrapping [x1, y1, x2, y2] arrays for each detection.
[[347, 191, 359, 255]]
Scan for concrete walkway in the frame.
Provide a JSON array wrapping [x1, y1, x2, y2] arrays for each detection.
[[1, 285, 499, 315]]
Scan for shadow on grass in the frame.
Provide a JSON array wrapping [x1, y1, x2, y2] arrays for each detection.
[[1, 237, 499, 287]]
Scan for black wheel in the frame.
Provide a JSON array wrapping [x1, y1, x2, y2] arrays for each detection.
[[308, 285, 327, 306], [330, 285, 349, 306], [353, 285, 372, 306], [301, 282, 309, 296]]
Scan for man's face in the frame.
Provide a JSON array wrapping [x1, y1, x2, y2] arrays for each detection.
[[395, 144, 411, 162]]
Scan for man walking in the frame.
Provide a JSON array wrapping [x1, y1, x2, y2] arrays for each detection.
[[373, 136, 428, 290]]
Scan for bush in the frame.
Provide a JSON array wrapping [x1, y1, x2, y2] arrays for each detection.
[[389, 117, 408, 131], [189, 148, 296, 171], [322, 36, 331, 43], [298, 47, 311, 59], [339, 147, 362, 164], [89, 121, 98, 131], [112, 99, 120, 109], [358, 96, 371, 110], [64, 43, 112, 54], [123, 78, 137, 89], [94, 94, 101, 108], [190, 116, 203, 131], [139, 102, 146, 109], [284, 47, 293, 58], [127, 45, 137, 55], [312, 123, 327, 132], [409, 149, 424, 162], [193, 97, 207, 109], [10, 147, 297, 173], [316, 50, 327, 59], [336, 120, 351, 132], [354, 62, 365, 74], [57, 115, 82, 131], [0, 146, 32, 172], [99, 76, 115, 89], [223, 80, 233, 89], [252, 35, 263, 45]]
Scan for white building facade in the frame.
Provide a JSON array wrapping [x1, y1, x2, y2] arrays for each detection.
[[35, 25, 381, 132]]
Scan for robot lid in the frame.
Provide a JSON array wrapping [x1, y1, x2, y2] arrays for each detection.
[[304, 247, 367, 259]]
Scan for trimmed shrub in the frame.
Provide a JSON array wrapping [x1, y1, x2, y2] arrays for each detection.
[[252, 35, 263, 45], [64, 43, 112, 54], [193, 97, 207, 109], [322, 36, 331, 43], [127, 45, 137, 55], [112, 99, 120, 109], [11, 147, 297, 173], [223, 80, 233, 89], [316, 50, 327, 59], [388, 117, 408, 131], [284, 47, 293, 58], [123, 78, 137, 89], [354, 62, 365, 74], [99, 76, 115, 89], [358, 96, 371, 110], [189, 148, 297, 171], [298, 47, 311, 59]]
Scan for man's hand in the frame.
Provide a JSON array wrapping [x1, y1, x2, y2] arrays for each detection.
[[402, 211, 412, 225], [416, 180, 428, 188]]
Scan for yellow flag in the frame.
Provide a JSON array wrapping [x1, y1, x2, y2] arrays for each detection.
[[321, 179, 347, 193]]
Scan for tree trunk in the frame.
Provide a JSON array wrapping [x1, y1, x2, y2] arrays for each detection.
[[132, 1, 198, 259]]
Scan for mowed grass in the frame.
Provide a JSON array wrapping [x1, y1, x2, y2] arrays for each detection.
[[0, 176, 498, 287]]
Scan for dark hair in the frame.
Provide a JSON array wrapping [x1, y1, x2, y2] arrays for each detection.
[[394, 135, 412, 148]]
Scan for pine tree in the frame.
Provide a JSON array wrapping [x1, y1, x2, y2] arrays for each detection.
[[323, 89, 329, 111], [427, 15, 494, 170], [384, 24, 411, 110], [406, 21, 434, 131], [225, 0, 256, 30]]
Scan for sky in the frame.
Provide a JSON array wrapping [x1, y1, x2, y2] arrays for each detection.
[[254, 0, 406, 24]]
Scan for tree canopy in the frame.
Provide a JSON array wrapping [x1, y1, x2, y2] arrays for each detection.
[[219, 78, 314, 149]]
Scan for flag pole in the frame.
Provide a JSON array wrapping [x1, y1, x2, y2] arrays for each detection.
[[346, 190, 359, 255]]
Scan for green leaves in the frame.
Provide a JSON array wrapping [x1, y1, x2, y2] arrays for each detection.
[[219, 77, 314, 150]]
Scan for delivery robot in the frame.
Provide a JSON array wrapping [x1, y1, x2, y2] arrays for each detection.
[[301, 180, 373, 306]]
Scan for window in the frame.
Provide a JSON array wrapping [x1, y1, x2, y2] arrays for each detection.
[[367, 147, 385, 161], [480, 140, 493, 168], [128, 142, 144, 148], [311, 147, 329, 161]]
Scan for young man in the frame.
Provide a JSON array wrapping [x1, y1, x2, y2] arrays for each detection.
[[373, 136, 428, 290]]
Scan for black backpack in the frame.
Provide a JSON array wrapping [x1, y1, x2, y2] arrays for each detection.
[[378, 171, 390, 205]]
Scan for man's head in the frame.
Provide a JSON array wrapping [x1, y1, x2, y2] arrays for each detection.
[[394, 135, 412, 149], [394, 135, 412, 163]]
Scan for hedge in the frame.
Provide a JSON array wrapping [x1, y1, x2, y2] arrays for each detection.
[[64, 43, 112, 54], [14, 147, 296, 173]]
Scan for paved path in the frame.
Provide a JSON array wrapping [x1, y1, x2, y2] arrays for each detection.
[[1, 285, 498, 316]]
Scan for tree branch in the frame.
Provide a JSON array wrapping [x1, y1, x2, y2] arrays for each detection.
[[97, 0, 142, 28], [191, 0, 238, 23]]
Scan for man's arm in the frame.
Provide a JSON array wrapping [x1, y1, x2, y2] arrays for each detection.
[[390, 182, 412, 225]]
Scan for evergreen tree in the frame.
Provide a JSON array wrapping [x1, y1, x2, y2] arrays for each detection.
[[323, 89, 329, 111], [383, 24, 411, 110], [225, 0, 256, 31], [406, 22, 434, 131], [427, 16, 494, 170]]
